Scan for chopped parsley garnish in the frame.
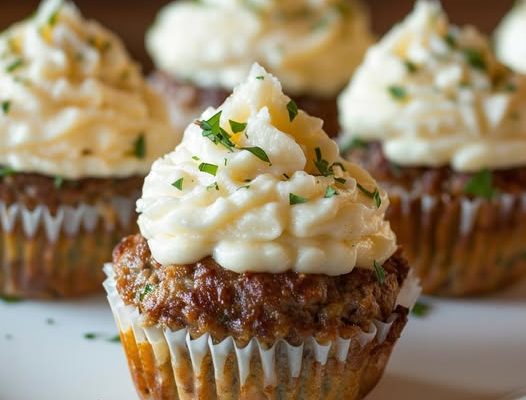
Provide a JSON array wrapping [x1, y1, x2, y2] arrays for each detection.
[[0, 294, 23, 303], [388, 85, 408, 101], [84, 332, 97, 340], [196, 111, 235, 150], [2, 100, 11, 114], [242, 146, 271, 164], [172, 177, 184, 190], [48, 8, 60, 26], [207, 182, 219, 191], [255, 76, 264, 80], [131, 134, 146, 159], [357, 183, 381, 208], [0, 166, 15, 177], [314, 147, 333, 176], [289, 193, 307, 205], [6, 58, 23, 73], [444, 32, 457, 48], [404, 60, 418, 74], [324, 186, 338, 198], [504, 83, 517, 92], [139, 284, 154, 301], [373, 260, 386, 285], [229, 119, 247, 133], [198, 162, 218, 176], [53, 176, 64, 189], [286, 100, 298, 122], [107, 335, 121, 343], [237, 185, 250, 190], [463, 48, 486, 71], [464, 169, 498, 199], [341, 137, 367, 153], [192, 156, 200, 161], [411, 301, 432, 318]]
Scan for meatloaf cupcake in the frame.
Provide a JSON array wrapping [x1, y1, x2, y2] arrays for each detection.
[[495, 0, 526, 74], [146, 0, 373, 137], [105, 64, 420, 400], [0, 0, 181, 298], [338, 0, 526, 296]]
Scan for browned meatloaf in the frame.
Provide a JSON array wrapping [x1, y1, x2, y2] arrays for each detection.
[[0, 170, 144, 211], [150, 71, 341, 138], [113, 234, 410, 346], [346, 142, 526, 196]]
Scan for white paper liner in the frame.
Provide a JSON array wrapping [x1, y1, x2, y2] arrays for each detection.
[[392, 189, 526, 238], [0, 197, 136, 242], [103, 263, 420, 394]]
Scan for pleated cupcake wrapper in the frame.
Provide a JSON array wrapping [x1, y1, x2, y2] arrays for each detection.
[[104, 264, 420, 400], [0, 196, 137, 298], [387, 188, 526, 296]]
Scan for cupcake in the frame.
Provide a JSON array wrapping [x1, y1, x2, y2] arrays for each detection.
[[495, 0, 526, 74], [0, 0, 181, 298], [146, 0, 373, 137], [338, 0, 526, 296], [104, 64, 420, 399]]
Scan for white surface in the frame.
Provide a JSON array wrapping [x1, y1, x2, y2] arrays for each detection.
[[1, 281, 525, 400]]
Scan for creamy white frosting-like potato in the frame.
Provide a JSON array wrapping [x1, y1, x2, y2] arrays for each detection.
[[0, 0, 180, 179], [146, 0, 373, 97], [339, 0, 526, 172], [496, 0, 526, 74], [137, 64, 396, 275]]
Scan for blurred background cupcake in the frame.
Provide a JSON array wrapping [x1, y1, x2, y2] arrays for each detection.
[[0, 0, 181, 298], [145, 0, 374, 137], [105, 64, 420, 399], [495, 0, 526, 74], [338, 0, 526, 296]]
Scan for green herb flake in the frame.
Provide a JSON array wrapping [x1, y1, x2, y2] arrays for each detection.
[[199, 162, 218, 176], [340, 137, 367, 154], [373, 260, 386, 285], [464, 169, 498, 199], [357, 183, 382, 208], [444, 32, 457, 48], [237, 185, 250, 190], [463, 48, 487, 71], [504, 82, 517, 92], [411, 301, 432, 318], [242, 146, 271, 164], [84, 332, 97, 340], [107, 335, 121, 343], [131, 134, 146, 159], [289, 193, 308, 205], [2, 100, 11, 114], [172, 177, 184, 191], [388, 85, 408, 101], [139, 284, 154, 301], [324, 186, 338, 198], [0, 294, 23, 303], [6, 58, 23, 73], [192, 156, 200, 161], [229, 120, 247, 133], [255, 76, 264, 80], [196, 111, 235, 150], [53, 176, 63, 189], [48, 8, 60, 26], [286, 100, 298, 122], [404, 60, 418, 74], [334, 177, 346, 184], [207, 182, 219, 191], [0, 166, 15, 177]]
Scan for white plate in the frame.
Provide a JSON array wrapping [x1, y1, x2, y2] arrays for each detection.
[[1, 280, 525, 400]]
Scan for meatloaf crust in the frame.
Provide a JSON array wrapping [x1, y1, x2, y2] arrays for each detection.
[[150, 71, 341, 138], [113, 234, 410, 346]]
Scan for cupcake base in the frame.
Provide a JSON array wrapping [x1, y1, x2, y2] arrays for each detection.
[[0, 173, 141, 298], [104, 264, 419, 400]]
